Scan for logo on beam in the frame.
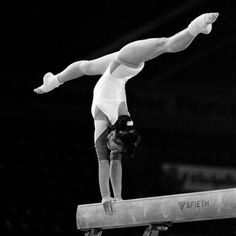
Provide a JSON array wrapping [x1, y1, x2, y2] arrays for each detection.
[[178, 200, 210, 210]]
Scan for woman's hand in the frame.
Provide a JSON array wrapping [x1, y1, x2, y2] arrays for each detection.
[[102, 197, 115, 215]]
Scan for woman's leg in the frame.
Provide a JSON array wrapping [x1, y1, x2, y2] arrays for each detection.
[[115, 13, 219, 67]]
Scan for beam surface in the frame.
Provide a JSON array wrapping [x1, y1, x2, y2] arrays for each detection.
[[76, 188, 236, 230]]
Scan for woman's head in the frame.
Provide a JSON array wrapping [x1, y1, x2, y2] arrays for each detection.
[[107, 115, 141, 158]]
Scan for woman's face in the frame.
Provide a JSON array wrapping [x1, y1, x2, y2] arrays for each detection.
[[107, 130, 124, 152]]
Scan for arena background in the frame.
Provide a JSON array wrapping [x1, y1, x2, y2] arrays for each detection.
[[2, 0, 236, 235]]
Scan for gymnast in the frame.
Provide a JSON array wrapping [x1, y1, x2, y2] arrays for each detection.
[[34, 12, 219, 215]]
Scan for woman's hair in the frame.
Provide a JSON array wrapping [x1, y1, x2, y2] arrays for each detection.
[[110, 115, 141, 158]]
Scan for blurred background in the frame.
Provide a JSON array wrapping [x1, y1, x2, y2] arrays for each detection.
[[2, 0, 236, 235]]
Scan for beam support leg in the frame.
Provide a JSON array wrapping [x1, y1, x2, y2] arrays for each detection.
[[84, 228, 102, 236], [143, 222, 171, 236]]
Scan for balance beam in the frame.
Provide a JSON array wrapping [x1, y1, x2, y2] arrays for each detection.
[[76, 188, 236, 231]]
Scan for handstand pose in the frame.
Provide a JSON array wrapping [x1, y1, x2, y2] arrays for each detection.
[[34, 13, 219, 215]]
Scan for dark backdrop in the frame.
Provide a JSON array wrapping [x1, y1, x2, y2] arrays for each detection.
[[2, 0, 236, 235]]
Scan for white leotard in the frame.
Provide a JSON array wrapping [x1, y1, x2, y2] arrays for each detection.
[[91, 62, 144, 125]]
